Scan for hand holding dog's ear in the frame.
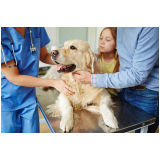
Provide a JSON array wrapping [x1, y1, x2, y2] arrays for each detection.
[[72, 71, 91, 84]]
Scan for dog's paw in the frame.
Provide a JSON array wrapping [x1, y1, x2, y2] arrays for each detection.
[[98, 120, 117, 133], [60, 116, 74, 133], [103, 115, 118, 129]]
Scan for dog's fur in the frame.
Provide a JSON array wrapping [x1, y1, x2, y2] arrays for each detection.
[[44, 40, 118, 132]]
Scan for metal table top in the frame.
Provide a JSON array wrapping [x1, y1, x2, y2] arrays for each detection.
[[36, 87, 156, 133]]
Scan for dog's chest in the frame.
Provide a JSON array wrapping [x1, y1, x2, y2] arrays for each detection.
[[61, 73, 97, 109], [61, 73, 104, 111]]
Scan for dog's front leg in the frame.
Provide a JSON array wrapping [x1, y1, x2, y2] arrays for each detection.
[[98, 117, 117, 133], [99, 95, 118, 129], [58, 93, 74, 132]]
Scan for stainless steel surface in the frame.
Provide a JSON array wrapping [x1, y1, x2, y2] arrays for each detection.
[[36, 87, 156, 133]]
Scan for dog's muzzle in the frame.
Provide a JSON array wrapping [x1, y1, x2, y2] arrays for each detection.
[[51, 50, 76, 73], [51, 50, 59, 64]]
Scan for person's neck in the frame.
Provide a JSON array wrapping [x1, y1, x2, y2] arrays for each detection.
[[13, 27, 26, 38], [103, 52, 115, 63]]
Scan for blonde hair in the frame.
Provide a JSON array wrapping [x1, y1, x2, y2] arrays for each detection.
[[97, 27, 119, 73]]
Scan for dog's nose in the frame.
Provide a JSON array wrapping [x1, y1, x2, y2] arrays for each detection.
[[51, 50, 59, 57]]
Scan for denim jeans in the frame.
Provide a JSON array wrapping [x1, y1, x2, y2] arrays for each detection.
[[118, 88, 159, 133]]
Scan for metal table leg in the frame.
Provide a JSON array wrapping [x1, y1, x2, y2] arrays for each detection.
[[140, 126, 148, 133], [37, 100, 55, 133]]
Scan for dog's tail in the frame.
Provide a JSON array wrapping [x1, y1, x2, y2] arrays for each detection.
[[46, 104, 61, 118]]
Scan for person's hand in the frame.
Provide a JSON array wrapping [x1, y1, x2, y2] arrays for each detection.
[[53, 79, 74, 96], [72, 71, 91, 84]]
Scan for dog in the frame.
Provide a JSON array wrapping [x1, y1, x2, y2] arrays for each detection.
[[44, 40, 118, 132]]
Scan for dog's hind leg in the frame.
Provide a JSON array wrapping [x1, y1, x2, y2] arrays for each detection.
[[46, 103, 62, 118]]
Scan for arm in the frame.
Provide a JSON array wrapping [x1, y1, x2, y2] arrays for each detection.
[[39, 27, 56, 65], [73, 28, 159, 89], [1, 60, 74, 95], [95, 27, 159, 89], [40, 46, 56, 65]]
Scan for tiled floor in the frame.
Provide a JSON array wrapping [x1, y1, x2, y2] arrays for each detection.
[[156, 126, 159, 133]]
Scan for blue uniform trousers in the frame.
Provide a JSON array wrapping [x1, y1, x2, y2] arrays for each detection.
[[1, 103, 39, 133]]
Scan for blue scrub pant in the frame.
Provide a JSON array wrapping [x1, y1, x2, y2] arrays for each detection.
[[1, 103, 40, 133], [118, 88, 159, 133]]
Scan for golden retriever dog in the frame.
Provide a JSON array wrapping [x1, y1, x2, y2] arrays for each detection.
[[44, 40, 118, 132]]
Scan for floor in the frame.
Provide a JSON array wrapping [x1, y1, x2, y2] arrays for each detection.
[[38, 108, 51, 133]]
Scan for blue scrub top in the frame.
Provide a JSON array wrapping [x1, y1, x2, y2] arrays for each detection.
[[1, 27, 50, 111]]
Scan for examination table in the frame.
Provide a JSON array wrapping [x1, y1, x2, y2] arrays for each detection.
[[36, 87, 156, 133]]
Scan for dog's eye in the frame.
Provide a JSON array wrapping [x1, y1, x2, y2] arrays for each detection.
[[70, 46, 76, 50]]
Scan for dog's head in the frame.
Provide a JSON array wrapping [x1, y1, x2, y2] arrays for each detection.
[[51, 40, 95, 73]]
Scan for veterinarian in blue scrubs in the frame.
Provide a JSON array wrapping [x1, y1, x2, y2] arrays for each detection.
[[1, 27, 74, 133]]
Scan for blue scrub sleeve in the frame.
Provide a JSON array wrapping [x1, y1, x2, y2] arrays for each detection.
[[39, 27, 50, 48], [1, 45, 15, 64]]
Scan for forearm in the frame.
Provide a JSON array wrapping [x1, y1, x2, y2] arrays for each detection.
[[92, 68, 142, 89], [40, 53, 56, 65], [11, 74, 54, 88]]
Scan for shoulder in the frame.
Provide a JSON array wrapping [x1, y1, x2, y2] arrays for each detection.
[[1, 28, 15, 50], [31, 27, 47, 38], [136, 27, 159, 47], [139, 27, 159, 38], [1, 28, 12, 43], [118, 27, 158, 38]]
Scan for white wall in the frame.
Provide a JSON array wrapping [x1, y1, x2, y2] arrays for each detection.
[[39, 27, 58, 67], [45, 27, 105, 52], [96, 27, 105, 50], [88, 27, 105, 53], [87, 27, 96, 52], [45, 27, 59, 53]]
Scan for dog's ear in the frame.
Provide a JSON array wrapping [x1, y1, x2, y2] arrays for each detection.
[[86, 48, 95, 73]]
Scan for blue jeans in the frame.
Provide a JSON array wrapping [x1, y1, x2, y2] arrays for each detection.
[[1, 103, 39, 133], [118, 88, 159, 133]]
